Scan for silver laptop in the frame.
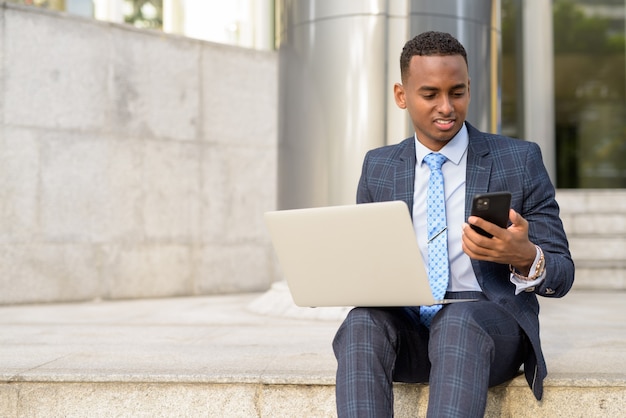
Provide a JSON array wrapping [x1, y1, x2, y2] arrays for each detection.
[[264, 200, 472, 307]]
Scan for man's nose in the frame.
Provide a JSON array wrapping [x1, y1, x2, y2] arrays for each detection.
[[437, 96, 453, 114]]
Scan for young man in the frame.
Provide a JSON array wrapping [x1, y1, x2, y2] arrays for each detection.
[[332, 31, 574, 417]]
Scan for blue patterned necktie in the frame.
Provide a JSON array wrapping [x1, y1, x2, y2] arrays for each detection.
[[420, 153, 449, 327]]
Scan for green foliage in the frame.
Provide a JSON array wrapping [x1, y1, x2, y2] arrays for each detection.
[[553, 0, 624, 54]]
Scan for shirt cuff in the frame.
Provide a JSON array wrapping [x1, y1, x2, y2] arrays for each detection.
[[510, 246, 546, 295]]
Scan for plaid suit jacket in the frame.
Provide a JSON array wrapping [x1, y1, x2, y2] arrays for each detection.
[[355, 121, 575, 400]]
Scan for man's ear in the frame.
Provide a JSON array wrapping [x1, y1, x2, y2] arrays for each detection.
[[394, 83, 407, 109]]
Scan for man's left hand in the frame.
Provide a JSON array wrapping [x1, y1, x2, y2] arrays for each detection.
[[462, 209, 536, 275]]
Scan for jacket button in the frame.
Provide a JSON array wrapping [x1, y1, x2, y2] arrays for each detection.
[[524, 287, 535, 293]]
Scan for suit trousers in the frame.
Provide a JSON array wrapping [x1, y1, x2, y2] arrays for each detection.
[[332, 293, 527, 417]]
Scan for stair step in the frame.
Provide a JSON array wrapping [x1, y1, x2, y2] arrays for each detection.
[[2, 378, 625, 417], [0, 292, 624, 417], [568, 236, 626, 262], [571, 266, 626, 290], [556, 190, 626, 214]]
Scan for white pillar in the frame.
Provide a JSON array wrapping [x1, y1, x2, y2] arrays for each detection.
[[252, 0, 273, 50], [386, 0, 410, 145], [163, 0, 185, 35], [523, 0, 556, 182], [93, 0, 124, 23]]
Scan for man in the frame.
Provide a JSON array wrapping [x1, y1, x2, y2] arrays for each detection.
[[332, 31, 574, 417]]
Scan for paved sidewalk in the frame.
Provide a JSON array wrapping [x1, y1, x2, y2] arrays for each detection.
[[0, 288, 342, 385], [0, 287, 624, 384], [0, 288, 625, 417]]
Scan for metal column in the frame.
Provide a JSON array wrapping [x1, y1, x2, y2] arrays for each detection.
[[277, 0, 500, 209]]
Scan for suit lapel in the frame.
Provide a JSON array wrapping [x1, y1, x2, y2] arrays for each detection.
[[465, 125, 493, 220], [464, 124, 495, 290], [393, 139, 417, 216]]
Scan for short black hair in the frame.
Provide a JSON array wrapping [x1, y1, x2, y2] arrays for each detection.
[[400, 31, 468, 82]]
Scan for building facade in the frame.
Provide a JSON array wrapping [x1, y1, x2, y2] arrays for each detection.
[[11, 0, 625, 191], [2, 1, 624, 305]]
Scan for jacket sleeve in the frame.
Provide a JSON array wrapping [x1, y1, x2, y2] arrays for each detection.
[[521, 142, 575, 298]]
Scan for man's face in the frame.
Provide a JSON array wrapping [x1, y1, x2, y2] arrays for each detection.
[[394, 54, 470, 151]]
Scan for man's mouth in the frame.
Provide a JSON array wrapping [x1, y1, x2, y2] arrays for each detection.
[[435, 119, 455, 129]]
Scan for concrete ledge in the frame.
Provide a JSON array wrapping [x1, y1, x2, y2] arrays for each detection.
[[2, 379, 625, 417], [1, 290, 624, 417]]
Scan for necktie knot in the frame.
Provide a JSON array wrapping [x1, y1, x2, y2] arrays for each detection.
[[424, 153, 447, 171]]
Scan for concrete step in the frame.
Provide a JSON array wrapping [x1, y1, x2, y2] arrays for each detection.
[[556, 189, 626, 215], [572, 266, 626, 291], [1, 290, 624, 417], [556, 190, 626, 291], [568, 233, 626, 290]]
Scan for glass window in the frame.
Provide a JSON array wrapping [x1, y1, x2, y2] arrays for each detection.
[[8, 0, 273, 50], [554, 0, 625, 188], [123, 0, 162, 29], [7, 0, 65, 11], [502, 0, 626, 189], [6, 0, 164, 25], [501, 0, 524, 139]]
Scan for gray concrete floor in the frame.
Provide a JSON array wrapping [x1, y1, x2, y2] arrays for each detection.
[[0, 288, 624, 388]]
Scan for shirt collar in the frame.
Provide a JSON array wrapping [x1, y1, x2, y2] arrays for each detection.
[[414, 123, 469, 166]]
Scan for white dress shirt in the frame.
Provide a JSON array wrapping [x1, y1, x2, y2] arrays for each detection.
[[412, 124, 544, 294]]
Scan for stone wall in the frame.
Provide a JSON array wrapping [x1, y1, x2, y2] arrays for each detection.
[[0, 2, 278, 304]]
